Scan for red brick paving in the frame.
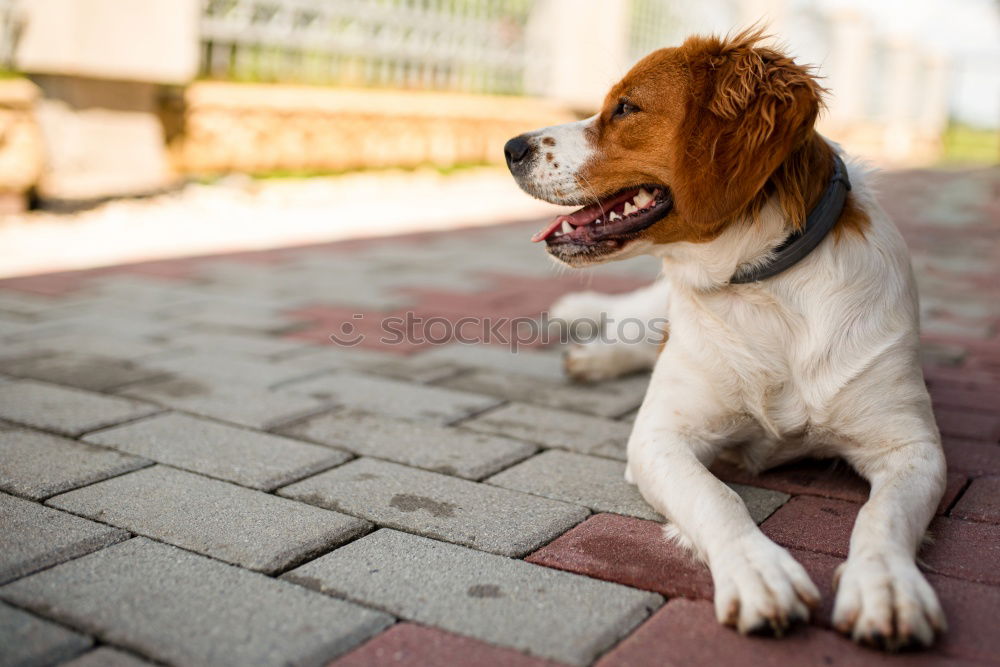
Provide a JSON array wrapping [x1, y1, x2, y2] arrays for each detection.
[[525, 513, 715, 600], [941, 438, 1000, 476], [285, 272, 648, 354], [526, 513, 846, 624], [761, 496, 1000, 586], [595, 598, 974, 667], [921, 518, 1000, 585], [712, 459, 871, 503], [529, 516, 1000, 662], [927, 382, 1000, 414], [755, 496, 866, 558], [950, 476, 1000, 523], [713, 461, 967, 515], [927, 574, 1000, 663], [924, 364, 1000, 390], [933, 410, 1000, 443], [329, 622, 567, 667], [1, 167, 997, 664]]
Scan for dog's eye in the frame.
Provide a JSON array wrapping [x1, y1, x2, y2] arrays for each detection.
[[613, 99, 640, 118]]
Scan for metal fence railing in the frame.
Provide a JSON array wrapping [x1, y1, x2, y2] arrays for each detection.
[[0, 0, 21, 70], [200, 0, 534, 94], [627, 0, 679, 63]]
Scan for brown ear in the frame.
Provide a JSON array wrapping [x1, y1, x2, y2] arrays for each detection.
[[670, 33, 823, 229]]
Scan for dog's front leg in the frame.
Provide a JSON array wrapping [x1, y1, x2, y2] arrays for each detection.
[[628, 357, 820, 635], [550, 279, 670, 382], [835, 434, 947, 649]]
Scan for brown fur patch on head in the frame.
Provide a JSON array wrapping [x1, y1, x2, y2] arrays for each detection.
[[580, 28, 838, 245], [669, 28, 828, 232]]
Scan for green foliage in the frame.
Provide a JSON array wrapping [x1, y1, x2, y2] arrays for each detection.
[[191, 161, 495, 183], [941, 123, 1000, 165]]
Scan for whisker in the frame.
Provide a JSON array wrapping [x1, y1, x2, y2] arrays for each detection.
[[577, 173, 608, 221]]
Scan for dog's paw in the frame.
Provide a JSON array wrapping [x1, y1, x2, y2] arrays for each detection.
[[563, 343, 630, 383], [548, 291, 609, 339], [712, 536, 819, 636], [833, 553, 945, 650]]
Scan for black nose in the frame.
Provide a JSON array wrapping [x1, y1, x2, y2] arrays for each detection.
[[504, 136, 533, 168]]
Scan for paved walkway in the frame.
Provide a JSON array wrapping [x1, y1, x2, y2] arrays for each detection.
[[0, 167, 997, 666]]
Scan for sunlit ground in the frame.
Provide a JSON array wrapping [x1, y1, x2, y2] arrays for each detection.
[[0, 166, 573, 278]]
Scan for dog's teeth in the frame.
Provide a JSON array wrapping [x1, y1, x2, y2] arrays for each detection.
[[609, 212, 621, 221], [560, 220, 573, 234], [623, 202, 637, 215], [634, 189, 653, 208], [553, 230, 563, 236], [594, 217, 603, 224]]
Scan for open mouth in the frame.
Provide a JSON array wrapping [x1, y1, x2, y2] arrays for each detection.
[[532, 185, 673, 248]]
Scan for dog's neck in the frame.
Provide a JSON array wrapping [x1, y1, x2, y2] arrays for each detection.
[[757, 131, 836, 232], [655, 132, 841, 292], [730, 151, 850, 284]]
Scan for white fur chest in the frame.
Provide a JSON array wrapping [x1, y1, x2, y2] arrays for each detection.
[[665, 283, 819, 442]]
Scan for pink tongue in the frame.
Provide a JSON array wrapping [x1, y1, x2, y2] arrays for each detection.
[[530, 203, 607, 243], [530, 219, 564, 243]]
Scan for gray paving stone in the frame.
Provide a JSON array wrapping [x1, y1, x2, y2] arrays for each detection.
[[143, 352, 313, 388], [0, 537, 393, 667], [60, 647, 155, 667], [486, 450, 789, 524], [24, 313, 176, 340], [352, 356, 468, 384], [157, 299, 297, 333], [48, 466, 370, 574], [438, 369, 647, 418], [84, 412, 348, 491], [119, 377, 329, 429], [278, 458, 587, 557], [278, 409, 535, 480], [0, 291, 79, 317], [0, 428, 151, 500], [412, 345, 568, 380], [283, 529, 661, 666], [0, 601, 93, 667], [0, 352, 165, 392], [276, 345, 402, 370], [0, 332, 175, 362], [461, 402, 631, 460], [83, 276, 206, 307], [619, 408, 639, 423], [0, 493, 128, 585], [729, 482, 791, 524], [488, 450, 663, 520], [292, 285, 409, 310], [0, 317, 41, 340], [163, 331, 310, 358], [282, 371, 501, 424], [0, 380, 161, 438]]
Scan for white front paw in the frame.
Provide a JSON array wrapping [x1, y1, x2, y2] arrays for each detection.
[[711, 535, 819, 635], [563, 343, 628, 383], [833, 553, 946, 650], [548, 291, 608, 339]]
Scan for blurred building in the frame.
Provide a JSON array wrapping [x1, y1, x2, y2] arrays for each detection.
[[0, 0, 995, 210]]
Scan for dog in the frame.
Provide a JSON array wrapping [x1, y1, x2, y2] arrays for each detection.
[[503, 29, 947, 650]]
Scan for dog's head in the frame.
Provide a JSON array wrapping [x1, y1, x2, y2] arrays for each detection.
[[505, 29, 826, 267]]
